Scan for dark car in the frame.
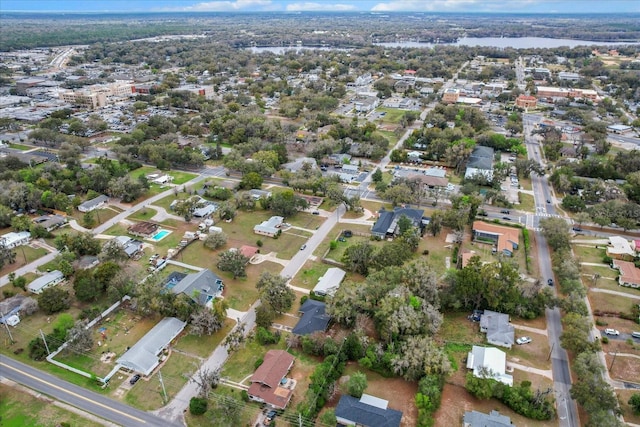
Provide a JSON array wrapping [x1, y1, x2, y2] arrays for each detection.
[[546, 199, 551, 203], [129, 374, 141, 385], [547, 278, 554, 286], [478, 210, 488, 216], [312, 211, 320, 215], [572, 226, 583, 232], [343, 230, 353, 238], [500, 209, 510, 214], [502, 216, 511, 221]]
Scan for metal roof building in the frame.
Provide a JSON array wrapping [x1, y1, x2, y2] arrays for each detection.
[[116, 317, 186, 376]]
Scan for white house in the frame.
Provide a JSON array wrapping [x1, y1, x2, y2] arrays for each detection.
[[28, 270, 65, 294], [313, 267, 346, 296], [254, 216, 284, 238], [466, 345, 513, 386], [78, 194, 109, 212], [0, 231, 31, 249], [607, 236, 635, 259]]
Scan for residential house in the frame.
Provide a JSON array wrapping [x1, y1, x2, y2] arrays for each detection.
[[248, 189, 272, 200], [371, 207, 426, 239], [607, 236, 635, 260], [480, 310, 515, 348], [254, 216, 284, 238], [127, 222, 159, 238], [75, 255, 100, 270], [78, 194, 109, 213], [463, 410, 512, 427], [27, 270, 64, 294], [113, 236, 144, 258], [192, 202, 217, 218], [248, 350, 296, 409], [407, 151, 423, 163], [472, 221, 519, 257], [466, 345, 513, 386], [341, 164, 359, 175], [239, 245, 259, 260], [0, 231, 31, 249], [335, 394, 403, 427], [282, 157, 318, 173], [313, 267, 346, 296], [465, 146, 494, 181], [116, 317, 186, 376], [292, 300, 331, 335], [166, 269, 224, 306], [32, 214, 67, 232], [612, 260, 640, 288]]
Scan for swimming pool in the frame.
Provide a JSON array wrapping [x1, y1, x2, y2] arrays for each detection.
[[150, 229, 171, 241]]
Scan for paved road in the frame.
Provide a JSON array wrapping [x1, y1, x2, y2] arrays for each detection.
[[0, 355, 177, 427], [524, 114, 579, 427]]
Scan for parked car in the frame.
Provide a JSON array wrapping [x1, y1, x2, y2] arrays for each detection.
[[516, 336, 532, 345], [631, 332, 640, 339], [312, 211, 320, 215], [129, 374, 141, 385], [500, 209, 510, 214], [604, 328, 620, 336], [547, 278, 554, 286], [572, 226, 583, 232], [266, 410, 277, 420]]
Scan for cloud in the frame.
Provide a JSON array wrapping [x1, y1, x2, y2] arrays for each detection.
[[180, 0, 274, 11], [286, 2, 357, 11]]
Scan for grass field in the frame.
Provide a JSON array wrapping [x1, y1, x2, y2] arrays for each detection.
[[123, 351, 195, 410], [0, 383, 104, 427], [173, 320, 235, 358], [290, 261, 331, 290], [221, 337, 288, 382], [0, 245, 49, 277], [589, 291, 635, 315], [8, 143, 32, 151], [573, 244, 607, 264], [517, 192, 535, 212]]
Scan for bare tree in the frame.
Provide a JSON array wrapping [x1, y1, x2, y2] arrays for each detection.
[[66, 321, 94, 353], [190, 308, 223, 336], [191, 367, 221, 398]]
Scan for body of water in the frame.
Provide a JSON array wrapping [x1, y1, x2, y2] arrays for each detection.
[[246, 37, 639, 54], [376, 37, 639, 49]]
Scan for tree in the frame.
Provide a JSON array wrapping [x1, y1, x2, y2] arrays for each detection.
[[346, 371, 368, 398], [540, 217, 571, 251], [391, 336, 451, 381], [11, 215, 31, 232], [217, 250, 249, 279], [266, 189, 308, 217], [82, 211, 96, 228], [371, 168, 383, 183], [20, 297, 38, 315], [0, 204, 12, 228], [190, 308, 223, 336], [99, 239, 129, 263], [0, 246, 16, 270], [256, 272, 295, 314], [66, 320, 94, 353], [342, 241, 376, 275], [629, 394, 640, 415], [203, 231, 227, 250], [73, 269, 103, 302], [38, 287, 71, 314], [239, 171, 263, 190], [107, 175, 144, 203], [189, 397, 208, 415], [191, 367, 221, 398]]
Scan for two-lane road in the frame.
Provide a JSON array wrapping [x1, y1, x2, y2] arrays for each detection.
[[0, 355, 177, 427]]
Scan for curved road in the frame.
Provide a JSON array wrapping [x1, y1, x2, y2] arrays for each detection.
[[0, 355, 178, 427]]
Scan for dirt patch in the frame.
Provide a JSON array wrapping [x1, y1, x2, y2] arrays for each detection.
[[435, 383, 553, 427], [606, 354, 640, 383]]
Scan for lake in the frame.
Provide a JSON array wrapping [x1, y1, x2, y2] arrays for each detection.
[[376, 37, 640, 49]]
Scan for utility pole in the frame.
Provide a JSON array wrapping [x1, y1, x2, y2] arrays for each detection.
[[40, 329, 50, 355], [547, 342, 555, 361], [609, 350, 618, 372], [0, 310, 15, 343], [158, 370, 168, 404]]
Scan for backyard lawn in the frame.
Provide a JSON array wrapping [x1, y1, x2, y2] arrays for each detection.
[[0, 383, 104, 427], [221, 337, 288, 382], [173, 320, 235, 358]]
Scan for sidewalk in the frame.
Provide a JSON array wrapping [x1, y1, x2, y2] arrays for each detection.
[[590, 287, 640, 300], [507, 361, 553, 380]]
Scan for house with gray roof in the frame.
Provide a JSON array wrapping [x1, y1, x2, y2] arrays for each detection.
[[254, 216, 284, 238], [32, 214, 67, 232], [313, 267, 345, 296], [192, 202, 217, 218], [78, 194, 109, 212], [27, 270, 64, 294], [335, 394, 403, 427], [465, 146, 494, 180], [116, 317, 186, 376], [168, 269, 224, 306], [466, 345, 513, 386], [480, 310, 514, 348], [371, 207, 426, 239], [292, 300, 331, 335], [113, 236, 144, 258], [463, 410, 512, 427]]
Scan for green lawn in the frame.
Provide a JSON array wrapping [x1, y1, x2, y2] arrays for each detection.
[[0, 383, 104, 427], [290, 261, 331, 290], [221, 337, 288, 382], [185, 385, 258, 427], [589, 291, 636, 314], [174, 320, 235, 358], [124, 351, 195, 410], [517, 192, 535, 212], [574, 245, 607, 264], [376, 107, 406, 124], [152, 193, 189, 212], [168, 171, 198, 185], [0, 246, 48, 277], [8, 143, 32, 151], [127, 206, 158, 221], [581, 264, 618, 281]]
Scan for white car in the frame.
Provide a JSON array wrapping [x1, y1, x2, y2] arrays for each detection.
[[516, 336, 532, 345], [604, 329, 620, 336]]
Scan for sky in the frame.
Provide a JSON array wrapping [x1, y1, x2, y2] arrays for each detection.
[[1, 0, 639, 14]]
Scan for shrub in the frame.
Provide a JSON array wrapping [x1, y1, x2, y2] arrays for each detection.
[[300, 295, 308, 305], [256, 326, 280, 345], [3, 290, 15, 298], [254, 358, 264, 370], [256, 239, 263, 247], [240, 390, 249, 402], [12, 276, 27, 290], [189, 397, 208, 415], [602, 255, 612, 265], [601, 336, 609, 344]]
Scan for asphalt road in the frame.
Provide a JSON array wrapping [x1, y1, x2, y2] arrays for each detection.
[[524, 114, 579, 427], [0, 355, 177, 427]]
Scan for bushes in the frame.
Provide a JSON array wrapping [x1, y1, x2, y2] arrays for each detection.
[[255, 327, 280, 345], [465, 374, 555, 420], [189, 397, 208, 415], [415, 374, 445, 427]]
